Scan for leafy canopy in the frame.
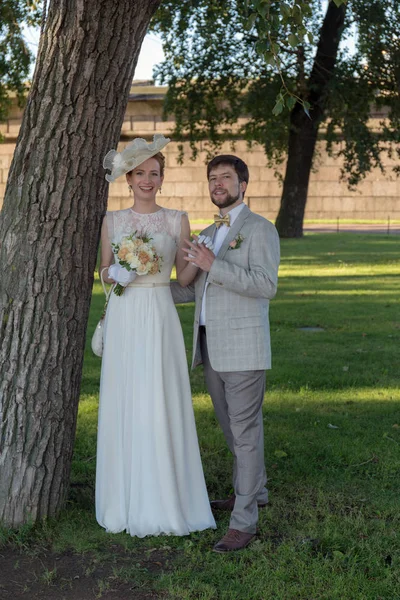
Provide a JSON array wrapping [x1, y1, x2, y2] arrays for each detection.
[[151, 0, 399, 187], [0, 0, 41, 120]]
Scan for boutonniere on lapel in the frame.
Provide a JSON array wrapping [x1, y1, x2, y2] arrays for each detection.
[[228, 233, 244, 250]]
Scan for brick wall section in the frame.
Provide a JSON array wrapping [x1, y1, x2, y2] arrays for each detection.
[[0, 143, 14, 203], [1, 83, 399, 221]]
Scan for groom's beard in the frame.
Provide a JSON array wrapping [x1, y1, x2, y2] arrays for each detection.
[[211, 187, 241, 210]]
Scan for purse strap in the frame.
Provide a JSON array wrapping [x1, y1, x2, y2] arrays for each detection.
[[100, 268, 113, 319], [100, 267, 113, 301]]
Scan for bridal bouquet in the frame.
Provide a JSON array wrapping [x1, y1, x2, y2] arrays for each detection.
[[111, 232, 163, 296]]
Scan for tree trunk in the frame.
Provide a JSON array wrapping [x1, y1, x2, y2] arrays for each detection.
[[0, 0, 162, 527], [275, 1, 346, 238]]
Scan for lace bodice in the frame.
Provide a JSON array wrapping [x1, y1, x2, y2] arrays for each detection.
[[106, 207, 187, 284]]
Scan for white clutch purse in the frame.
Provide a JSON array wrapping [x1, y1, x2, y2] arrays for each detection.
[[91, 269, 112, 358], [91, 318, 105, 357]]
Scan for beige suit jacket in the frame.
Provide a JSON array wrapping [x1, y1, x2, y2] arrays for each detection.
[[172, 205, 280, 372]]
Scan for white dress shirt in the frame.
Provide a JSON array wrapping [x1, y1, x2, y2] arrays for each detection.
[[199, 202, 246, 326]]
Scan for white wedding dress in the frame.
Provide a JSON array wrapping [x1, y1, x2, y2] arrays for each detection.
[[96, 207, 216, 537]]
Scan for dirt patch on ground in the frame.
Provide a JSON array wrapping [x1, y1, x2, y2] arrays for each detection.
[[0, 546, 171, 600]]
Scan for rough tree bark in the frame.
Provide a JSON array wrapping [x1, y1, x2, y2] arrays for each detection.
[[275, 1, 347, 238], [0, 0, 162, 527]]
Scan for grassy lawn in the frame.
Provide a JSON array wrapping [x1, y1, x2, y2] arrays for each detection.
[[2, 234, 400, 599]]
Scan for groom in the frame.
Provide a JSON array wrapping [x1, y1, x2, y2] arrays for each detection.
[[173, 155, 280, 552]]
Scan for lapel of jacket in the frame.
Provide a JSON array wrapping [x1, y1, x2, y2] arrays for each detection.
[[216, 204, 251, 260], [201, 223, 217, 240]]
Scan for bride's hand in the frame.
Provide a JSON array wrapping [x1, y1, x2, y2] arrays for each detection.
[[187, 235, 214, 263], [108, 264, 137, 286], [183, 238, 215, 272], [198, 234, 214, 251]]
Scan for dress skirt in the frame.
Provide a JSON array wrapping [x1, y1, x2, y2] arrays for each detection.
[[96, 284, 216, 537]]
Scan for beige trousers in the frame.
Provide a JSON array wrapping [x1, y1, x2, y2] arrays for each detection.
[[200, 328, 268, 534]]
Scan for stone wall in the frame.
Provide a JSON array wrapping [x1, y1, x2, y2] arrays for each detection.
[[1, 83, 399, 221]]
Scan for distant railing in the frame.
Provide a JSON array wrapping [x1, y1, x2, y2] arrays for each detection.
[[0, 119, 21, 135], [0, 116, 173, 138], [122, 115, 160, 129], [0, 106, 390, 139]]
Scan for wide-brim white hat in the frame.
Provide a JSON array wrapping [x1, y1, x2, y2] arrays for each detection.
[[103, 134, 170, 182]]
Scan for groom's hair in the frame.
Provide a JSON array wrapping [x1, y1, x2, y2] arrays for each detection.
[[207, 155, 249, 184]]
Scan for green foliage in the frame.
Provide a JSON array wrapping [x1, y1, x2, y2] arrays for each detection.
[[0, 0, 41, 121], [151, 0, 399, 187], [326, 0, 400, 185]]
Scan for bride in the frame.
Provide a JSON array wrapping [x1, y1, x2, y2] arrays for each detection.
[[96, 134, 216, 537]]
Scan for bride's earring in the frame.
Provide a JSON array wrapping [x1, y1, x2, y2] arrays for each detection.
[[159, 187, 162, 194], [128, 184, 133, 195]]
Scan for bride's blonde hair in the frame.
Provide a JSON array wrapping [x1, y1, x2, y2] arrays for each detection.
[[127, 152, 165, 177], [152, 152, 166, 176]]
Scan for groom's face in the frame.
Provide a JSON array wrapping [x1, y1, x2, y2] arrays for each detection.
[[208, 164, 247, 211]]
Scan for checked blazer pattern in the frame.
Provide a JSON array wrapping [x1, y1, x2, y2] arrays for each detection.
[[172, 205, 280, 372]]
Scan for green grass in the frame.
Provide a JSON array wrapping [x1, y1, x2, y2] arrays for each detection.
[[2, 234, 400, 600]]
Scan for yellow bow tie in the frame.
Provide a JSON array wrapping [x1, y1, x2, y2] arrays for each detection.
[[214, 214, 230, 228]]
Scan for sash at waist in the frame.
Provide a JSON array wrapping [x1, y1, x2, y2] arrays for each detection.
[[126, 282, 170, 288]]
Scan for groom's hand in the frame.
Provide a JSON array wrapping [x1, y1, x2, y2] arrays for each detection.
[[183, 236, 215, 272]]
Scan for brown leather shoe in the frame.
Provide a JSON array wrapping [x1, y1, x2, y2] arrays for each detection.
[[210, 495, 236, 511], [210, 495, 268, 511], [213, 528, 256, 553]]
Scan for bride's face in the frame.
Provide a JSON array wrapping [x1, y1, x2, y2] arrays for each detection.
[[127, 157, 164, 202]]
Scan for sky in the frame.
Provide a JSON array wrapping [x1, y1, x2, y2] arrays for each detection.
[[134, 35, 165, 80]]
